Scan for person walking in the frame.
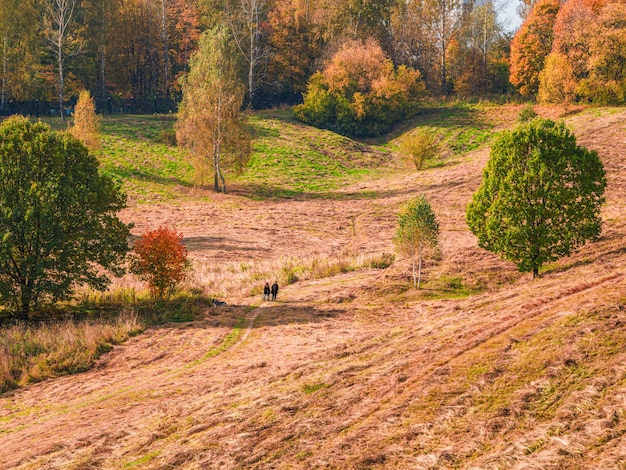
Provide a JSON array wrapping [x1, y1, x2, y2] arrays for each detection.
[[271, 281, 279, 301], [263, 282, 270, 301]]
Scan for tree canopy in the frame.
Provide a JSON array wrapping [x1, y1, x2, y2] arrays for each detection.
[[130, 226, 189, 299], [466, 118, 606, 278], [294, 38, 425, 137], [176, 26, 250, 192], [0, 116, 131, 320]]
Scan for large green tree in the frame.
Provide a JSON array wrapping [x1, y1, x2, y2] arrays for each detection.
[[467, 118, 606, 278], [0, 116, 131, 321]]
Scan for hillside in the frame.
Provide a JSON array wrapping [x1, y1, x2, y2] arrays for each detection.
[[1, 105, 625, 469]]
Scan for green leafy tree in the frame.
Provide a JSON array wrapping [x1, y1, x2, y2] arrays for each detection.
[[0, 116, 132, 321], [467, 118, 606, 278], [176, 26, 250, 192], [394, 195, 440, 289]]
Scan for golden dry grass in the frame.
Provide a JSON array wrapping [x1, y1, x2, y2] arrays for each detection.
[[1, 105, 626, 469]]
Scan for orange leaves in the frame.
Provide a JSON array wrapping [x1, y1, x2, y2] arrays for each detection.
[[323, 39, 388, 96], [509, 0, 560, 96], [130, 226, 189, 299]]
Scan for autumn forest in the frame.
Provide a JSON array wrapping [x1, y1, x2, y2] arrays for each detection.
[[0, 0, 625, 114]]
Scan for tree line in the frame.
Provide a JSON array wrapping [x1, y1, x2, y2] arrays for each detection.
[[510, 0, 626, 104], [2, 0, 625, 113], [1, 0, 515, 113]]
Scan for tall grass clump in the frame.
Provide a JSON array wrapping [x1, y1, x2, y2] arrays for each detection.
[[188, 251, 394, 298], [0, 311, 143, 394]]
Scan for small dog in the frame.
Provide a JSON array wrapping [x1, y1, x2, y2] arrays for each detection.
[[212, 299, 228, 307]]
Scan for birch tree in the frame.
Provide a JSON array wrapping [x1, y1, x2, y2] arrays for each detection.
[[42, 0, 82, 121], [394, 195, 440, 289], [176, 26, 250, 192], [420, 0, 465, 95], [226, 0, 270, 107]]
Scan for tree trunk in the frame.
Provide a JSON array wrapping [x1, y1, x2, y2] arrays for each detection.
[[160, 0, 169, 97], [58, 38, 65, 121], [214, 91, 223, 192], [1, 35, 6, 111], [248, 11, 254, 107], [411, 253, 417, 288], [440, 6, 447, 96], [17, 286, 32, 322], [417, 241, 423, 289], [100, 15, 106, 101], [219, 170, 226, 193]]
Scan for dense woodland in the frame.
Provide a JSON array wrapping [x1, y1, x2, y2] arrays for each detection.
[[0, 0, 625, 112]]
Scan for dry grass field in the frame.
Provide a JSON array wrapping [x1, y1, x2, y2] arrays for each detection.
[[1, 105, 625, 469]]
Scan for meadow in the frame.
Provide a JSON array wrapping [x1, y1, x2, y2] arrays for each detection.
[[1, 103, 625, 469]]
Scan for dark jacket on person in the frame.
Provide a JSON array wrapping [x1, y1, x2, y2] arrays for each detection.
[[271, 283, 279, 295]]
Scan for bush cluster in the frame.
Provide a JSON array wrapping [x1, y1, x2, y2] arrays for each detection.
[[294, 39, 425, 137]]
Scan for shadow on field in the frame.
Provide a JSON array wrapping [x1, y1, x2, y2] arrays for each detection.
[[183, 236, 260, 253], [232, 183, 420, 202], [121, 169, 192, 188], [197, 303, 345, 330]]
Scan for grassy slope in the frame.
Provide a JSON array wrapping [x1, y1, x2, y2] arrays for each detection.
[[1, 105, 625, 469]]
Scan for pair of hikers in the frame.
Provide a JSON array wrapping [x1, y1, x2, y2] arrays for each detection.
[[263, 281, 279, 301]]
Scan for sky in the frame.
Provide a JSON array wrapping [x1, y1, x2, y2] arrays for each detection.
[[499, 0, 523, 32]]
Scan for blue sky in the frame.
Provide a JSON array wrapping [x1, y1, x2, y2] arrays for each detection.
[[499, 0, 523, 32]]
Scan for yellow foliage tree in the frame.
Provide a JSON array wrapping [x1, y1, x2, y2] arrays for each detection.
[[538, 52, 577, 103], [70, 89, 100, 150], [400, 130, 440, 170], [176, 26, 250, 192]]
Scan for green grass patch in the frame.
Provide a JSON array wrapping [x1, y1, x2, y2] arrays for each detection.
[[377, 103, 499, 168], [196, 317, 246, 363], [302, 382, 328, 395], [419, 275, 475, 300], [238, 110, 395, 196], [124, 450, 162, 468]]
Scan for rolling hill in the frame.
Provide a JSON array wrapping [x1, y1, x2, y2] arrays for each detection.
[[1, 104, 625, 469]]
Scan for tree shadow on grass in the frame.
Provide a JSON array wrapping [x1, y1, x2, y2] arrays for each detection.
[[143, 301, 347, 331], [182, 236, 261, 254], [366, 105, 494, 145]]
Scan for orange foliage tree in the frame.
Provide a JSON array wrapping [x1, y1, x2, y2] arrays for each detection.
[[294, 38, 425, 137], [580, 2, 626, 103], [509, 0, 560, 96], [551, 0, 604, 81], [130, 227, 189, 299]]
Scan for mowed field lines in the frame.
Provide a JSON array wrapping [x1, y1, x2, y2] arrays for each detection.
[[1, 105, 626, 469]]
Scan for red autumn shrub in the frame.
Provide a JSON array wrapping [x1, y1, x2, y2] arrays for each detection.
[[130, 226, 189, 298]]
